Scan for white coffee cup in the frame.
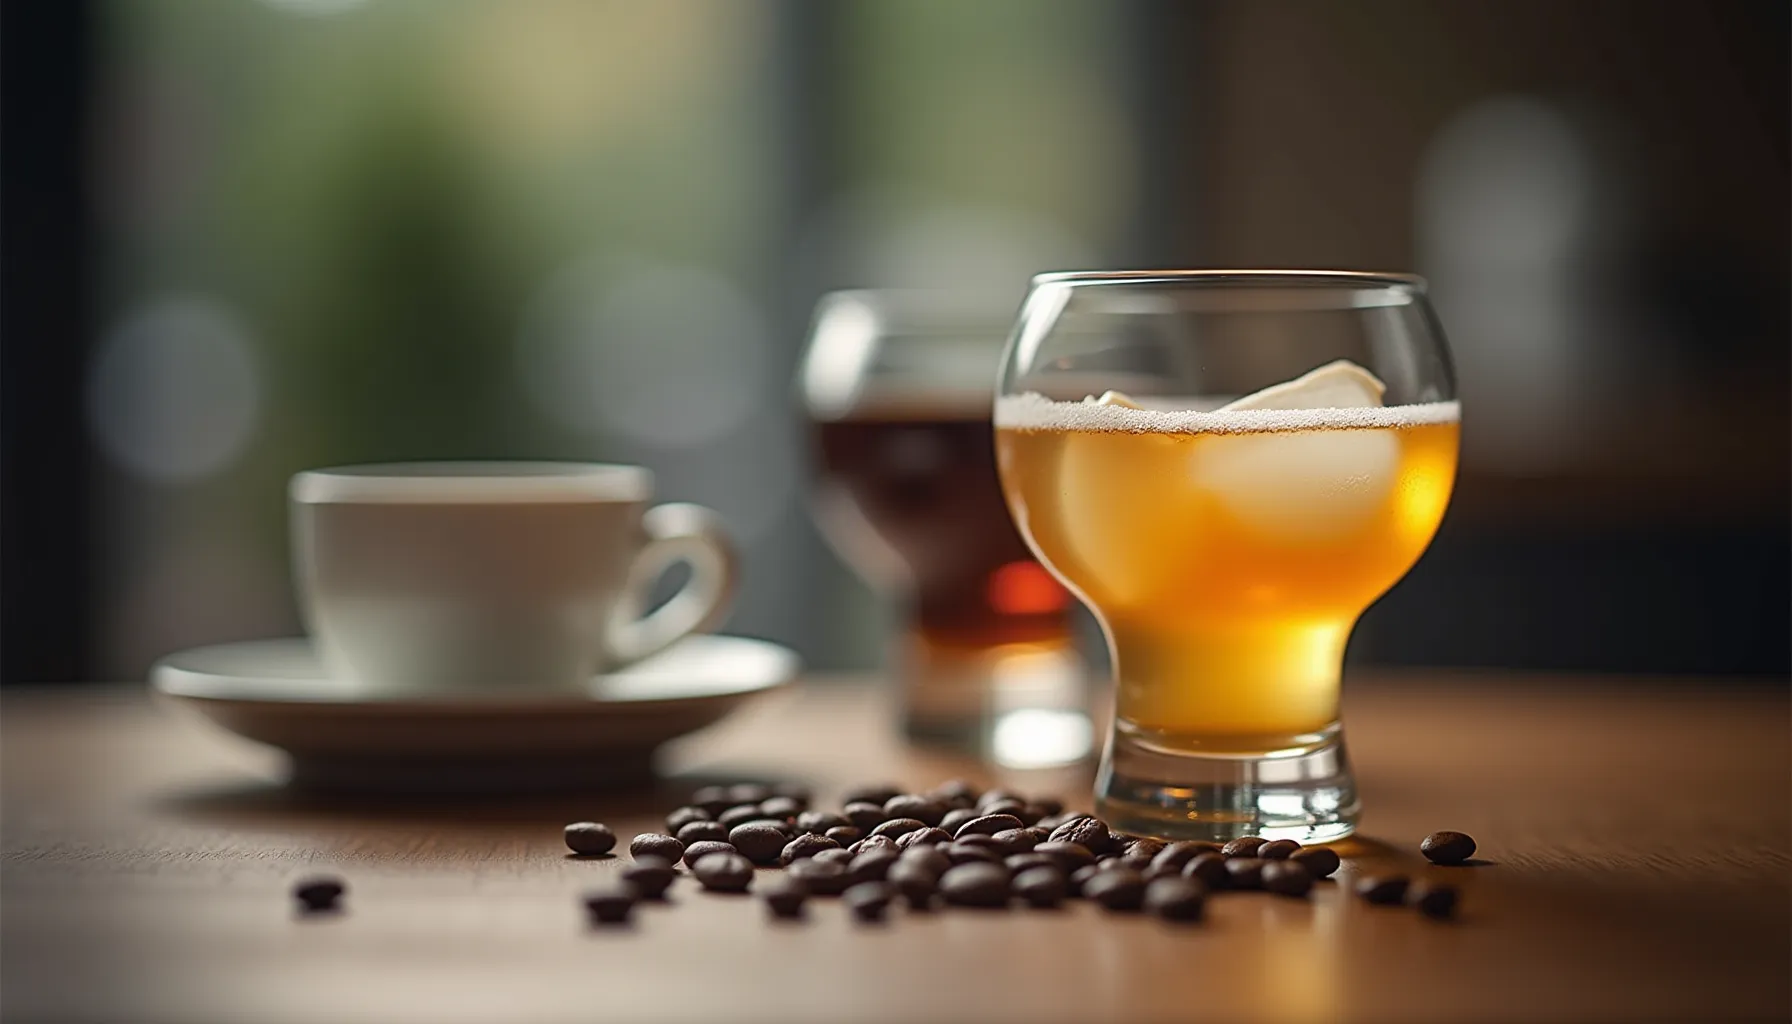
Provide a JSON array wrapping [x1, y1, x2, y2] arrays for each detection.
[[290, 462, 738, 697]]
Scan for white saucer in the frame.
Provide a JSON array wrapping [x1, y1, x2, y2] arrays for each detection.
[[151, 635, 798, 794]]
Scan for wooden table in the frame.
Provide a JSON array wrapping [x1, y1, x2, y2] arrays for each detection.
[[3, 673, 1787, 1023]]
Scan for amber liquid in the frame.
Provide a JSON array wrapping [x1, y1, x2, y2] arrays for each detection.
[[997, 417, 1459, 753], [813, 410, 1071, 654]]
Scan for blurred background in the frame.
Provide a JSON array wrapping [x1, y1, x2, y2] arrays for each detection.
[[3, 0, 1786, 686]]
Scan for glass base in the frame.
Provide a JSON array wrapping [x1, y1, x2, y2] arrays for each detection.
[[899, 636, 1094, 769], [1094, 722, 1359, 843]]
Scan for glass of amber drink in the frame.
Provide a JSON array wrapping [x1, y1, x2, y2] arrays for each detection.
[[994, 271, 1460, 842]]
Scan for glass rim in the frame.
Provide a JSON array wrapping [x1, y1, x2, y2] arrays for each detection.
[[1030, 269, 1427, 291]]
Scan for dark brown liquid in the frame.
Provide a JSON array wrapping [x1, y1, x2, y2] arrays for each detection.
[[812, 411, 1070, 650]]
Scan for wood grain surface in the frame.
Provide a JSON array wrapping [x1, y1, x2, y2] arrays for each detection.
[[3, 673, 1788, 1024]]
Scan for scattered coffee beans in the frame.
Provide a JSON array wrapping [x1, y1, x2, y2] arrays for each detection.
[[939, 808, 980, 835], [843, 783, 903, 807], [621, 856, 677, 899], [1047, 816, 1111, 853], [844, 881, 896, 921], [940, 863, 1011, 908], [889, 861, 940, 908], [1420, 831, 1477, 865], [1221, 837, 1268, 858], [1356, 875, 1410, 905], [932, 779, 979, 808], [1289, 846, 1341, 879], [664, 806, 710, 834], [1409, 881, 1460, 920], [1126, 837, 1168, 860], [1013, 866, 1068, 908], [676, 820, 730, 846], [1004, 853, 1057, 876], [780, 833, 840, 865], [798, 810, 848, 835], [884, 795, 946, 827], [898, 846, 952, 877], [850, 834, 900, 856], [897, 827, 951, 850], [1262, 860, 1313, 897], [788, 856, 852, 895], [630, 833, 684, 863], [582, 886, 637, 924], [691, 851, 754, 893], [824, 826, 863, 847], [981, 798, 1029, 820], [760, 875, 807, 918], [690, 785, 732, 815], [759, 796, 803, 821], [1084, 867, 1147, 911], [293, 876, 345, 912], [1182, 853, 1229, 890], [843, 802, 887, 830], [1144, 877, 1205, 922], [717, 804, 764, 830], [681, 840, 736, 868], [943, 843, 1001, 867], [1034, 840, 1098, 873], [729, 823, 789, 866], [1258, 839, 1301, 860], [563, 822, 617, 857], [1223, 858, 1265, 890], [850, 849, 899, 885], [1068, 864, 1102, 897], [993, 828, 1039, 854], [811, 848, 855, 870], [954, 813, 1023, 840]]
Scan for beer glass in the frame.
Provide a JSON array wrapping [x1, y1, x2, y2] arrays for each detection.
[[801, 290, 1090, 765], [994, 271, 1460, 841]]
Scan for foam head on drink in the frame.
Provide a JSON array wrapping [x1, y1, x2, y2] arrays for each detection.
[[995, 361, 1460, 755]]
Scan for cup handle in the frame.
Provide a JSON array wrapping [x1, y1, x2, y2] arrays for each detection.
[[605, 503, 739, 666]]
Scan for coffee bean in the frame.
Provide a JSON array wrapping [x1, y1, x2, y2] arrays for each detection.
[[726, 782, 771, 806], [980, 798, 1028, 820], [976, 788, 1022, 811], [931, 779, 979, 809], [1420, 831, 1477, 865], [897, 845, 952, 876], [771, 781, 812, 807], [759, 796, 803, 822], [1034, 812, 1075, 832], [824, 825, 862, 846], [664, 806, 711, 834], [939, 808, 980, 835], [780, 833, 840, 865], [843, 801, 888, 831], [811, 848, 855, 870], [1084, 867, 1147, 911], [844, 881, 896, 921], [718, 804, 764, 830], [1016, 803, 1054, 826], [1012, 866, 1068, 908], [750, 818, 797, 837], [1223, 858, 1265, 890], [1410, 881, 1460, 919], [582, 885, 636, 924], [1126, 837, 1168, 860], [1221, 837, 1268, 858], [621, 856, 677, 899], [1148, 841, 1206, 876], [884, 795, 947, 827], [943, 843, 1002, 866], [851, 850, 900, 886], [293, 876, 345, 912], [869, 818, 926, 841], [952, 813, 1022, 840], [849, 834, 900, 856], [760, 875, 807, 918], [690, 785, 732, 815], [1182, 853, 1229, 890], [1115, 851, 1156, 873], [563, 822, 617, 857], [1144, 877, 1205, 922], [993, 828, 1039, 855], [889, 860, 940, 908], [788, 856, 852, 895], [1024, 826, 1052, 845], [842, 783, 903, 807], [676, 820, 730, 846], [1032, 796, 1064, 817], [896, 826, 951, 850], [797, 810, 848, 835], [630, 833, 684, 863], [1262, 860, 1313, 897], [1258, 839, 1302, 860], [728, 823, 788, 866], [681, 840, 735, 868], [1004, 853, 1057, 876], [691, 851, 754, 893], [1356, 875, 1410, 905], [1047, 816, 1112, 853], [1068, 864, 1102, 897], [954, 833, 1007, 852], [940, 863, 1011, 908], [1034, 840, 1098, 873], [1289, 846, 1341, 879]]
